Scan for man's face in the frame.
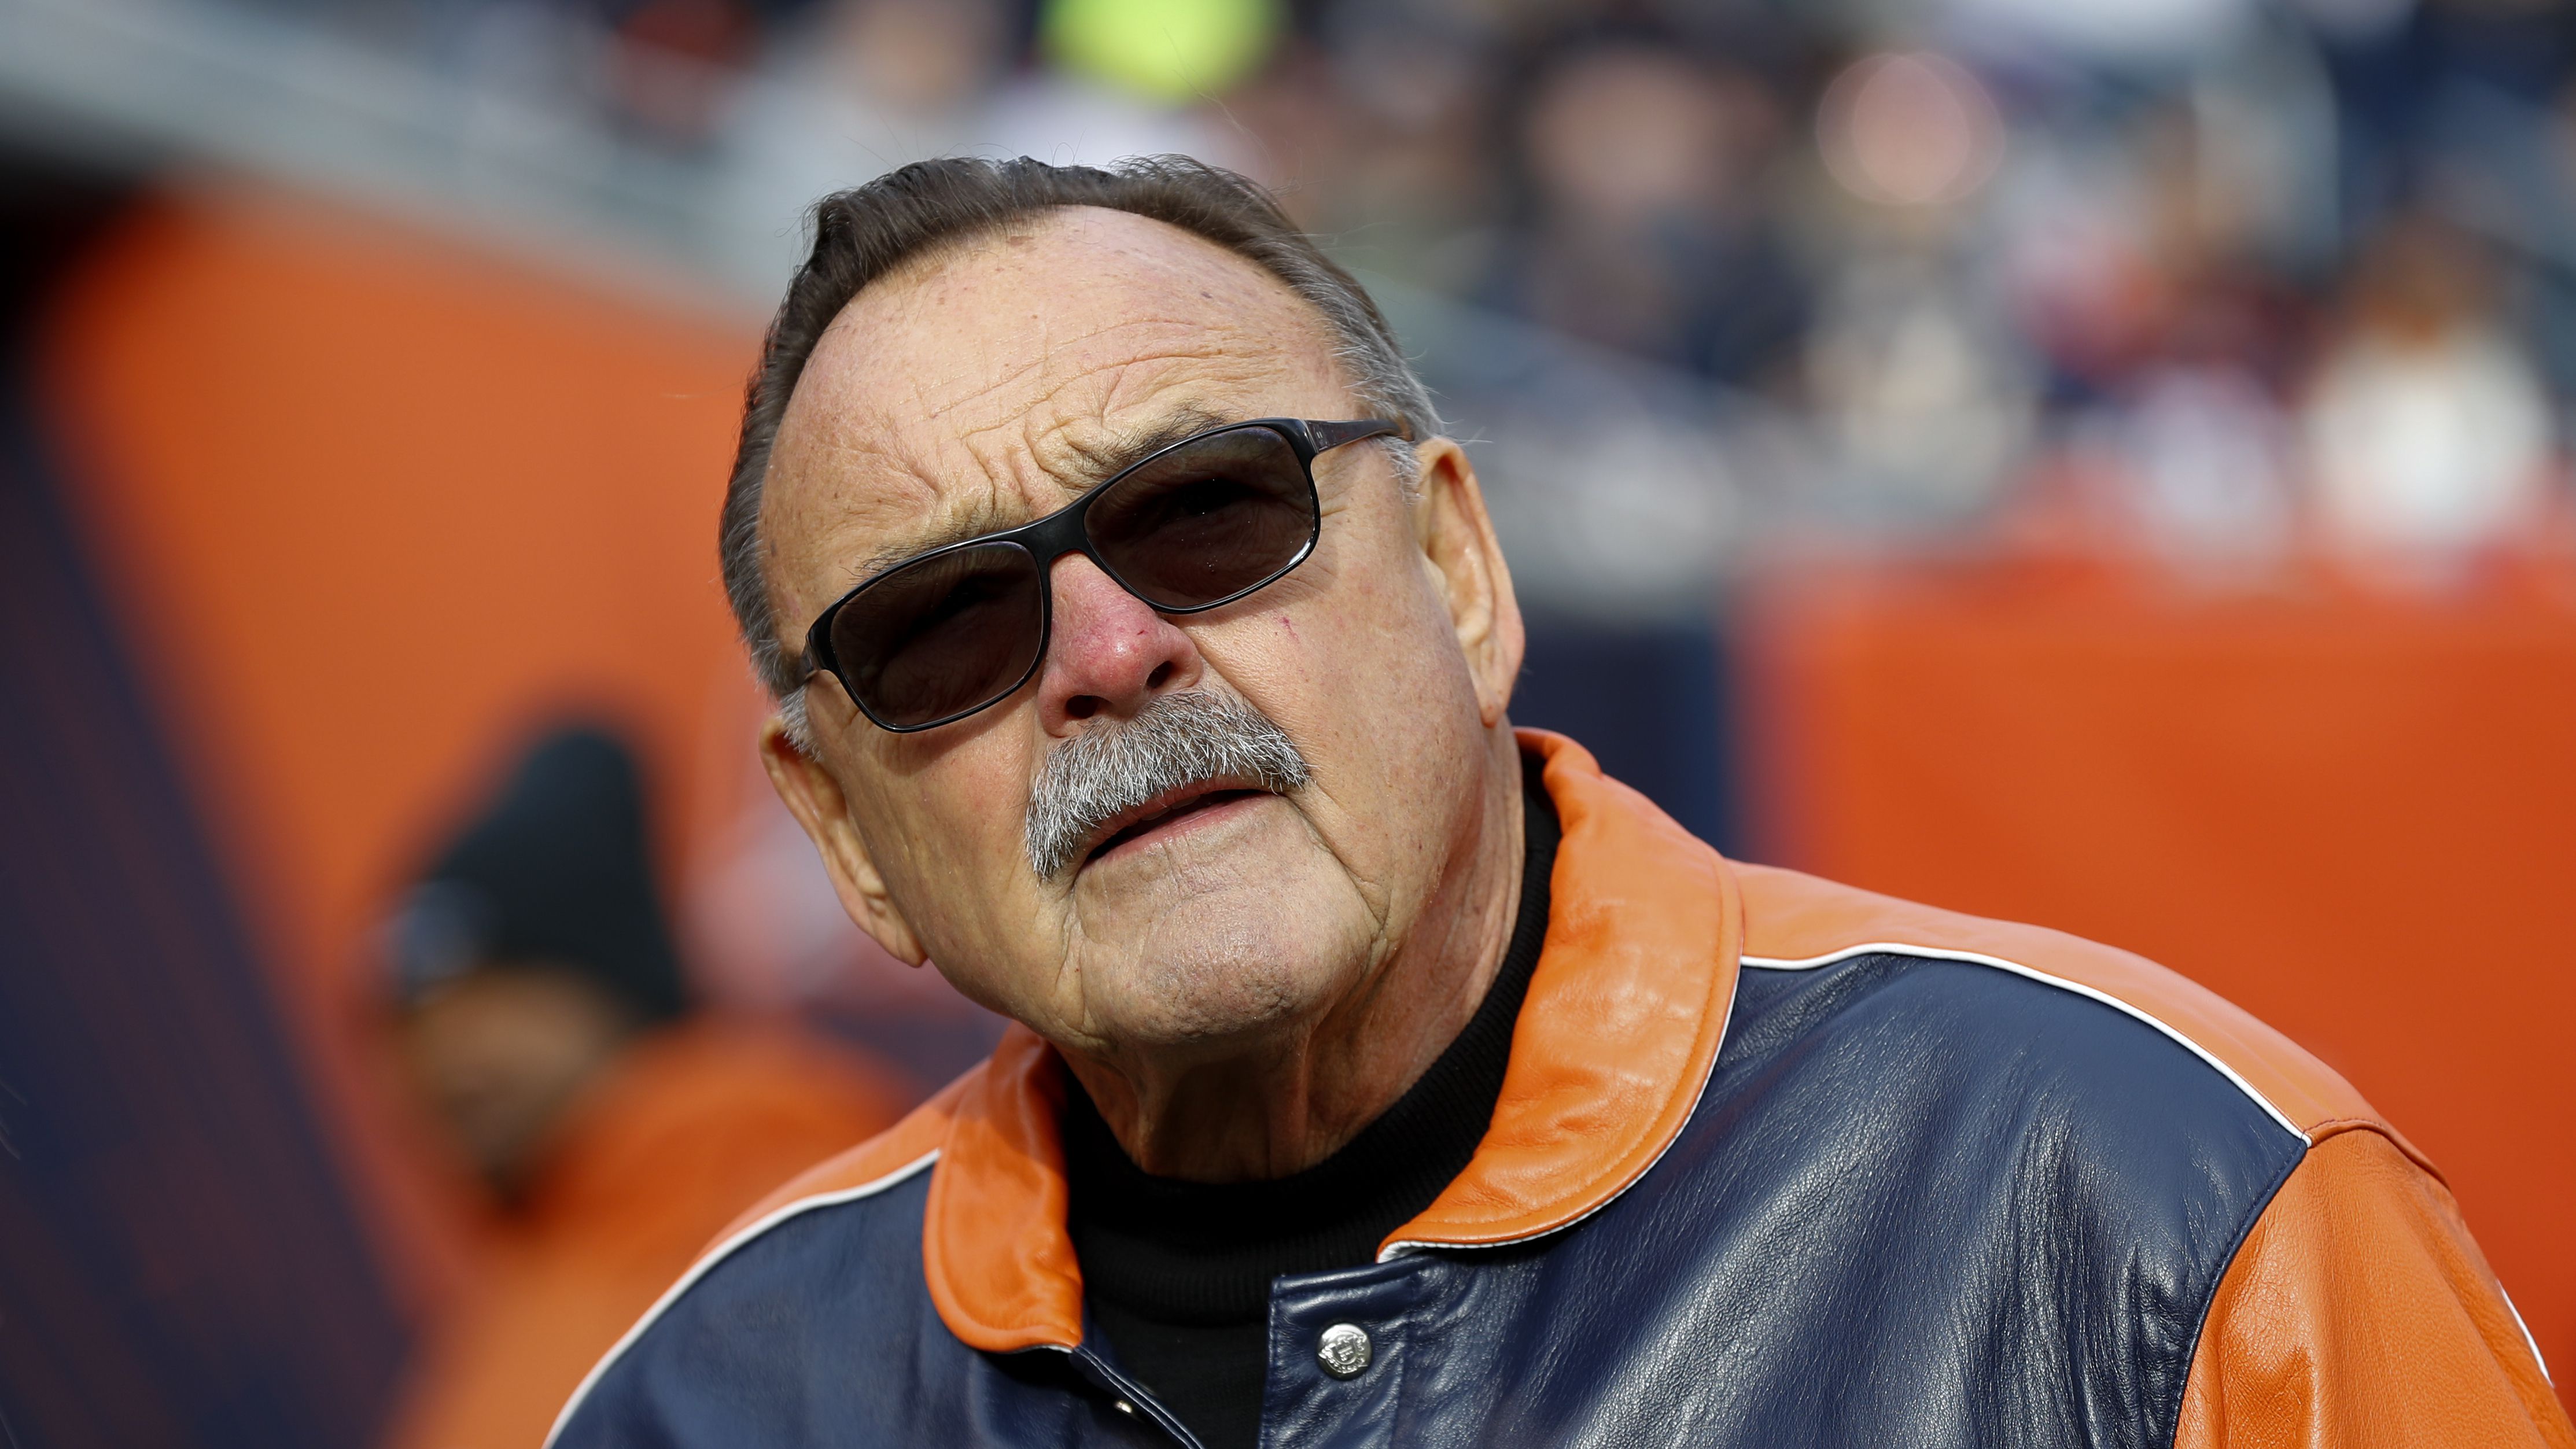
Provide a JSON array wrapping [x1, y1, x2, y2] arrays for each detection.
[[760, 208, 1517, 1074]]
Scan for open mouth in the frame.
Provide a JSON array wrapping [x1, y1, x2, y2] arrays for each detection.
[[1081, 784, 1272, 869]]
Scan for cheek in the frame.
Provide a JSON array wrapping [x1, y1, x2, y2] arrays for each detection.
[[852, 724, 1048, 935], [1204, 516, 1487, 834], [1296, 503, 1473, 702], [1210, 493, 1457, 695]]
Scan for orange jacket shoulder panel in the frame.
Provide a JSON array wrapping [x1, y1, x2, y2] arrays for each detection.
[[2177, 1129, 2570, 1448], [1726, 866, 2564, 1441]]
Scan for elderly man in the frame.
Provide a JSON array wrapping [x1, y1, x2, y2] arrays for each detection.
[[549, 158, 2568, 1449]]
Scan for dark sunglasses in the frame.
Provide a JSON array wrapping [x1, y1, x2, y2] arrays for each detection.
[[802, 416, 1405, 733]]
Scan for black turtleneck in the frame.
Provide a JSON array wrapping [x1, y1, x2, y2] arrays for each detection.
[[1062, 754, 1560, 1449]]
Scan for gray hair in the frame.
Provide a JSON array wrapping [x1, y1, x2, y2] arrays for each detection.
[[722, 156, 1441, 753], [1024, 690, 1313, 880]]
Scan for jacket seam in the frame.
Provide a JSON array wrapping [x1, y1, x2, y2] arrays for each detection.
[[2166, 1134, 2306, 1448], [1066, 1344, 1204, 1447], [2299, 1115, 2446, 1183]]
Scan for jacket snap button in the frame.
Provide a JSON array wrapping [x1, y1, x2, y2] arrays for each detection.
[[1317, 1322, 1372, 1379]]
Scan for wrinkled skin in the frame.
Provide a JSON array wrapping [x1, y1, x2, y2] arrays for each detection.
[[760, 208, 1527, 1181]]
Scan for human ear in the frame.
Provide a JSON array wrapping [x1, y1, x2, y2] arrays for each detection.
[[758, 717, 929, 965], [1408, 438, 1525, 728]]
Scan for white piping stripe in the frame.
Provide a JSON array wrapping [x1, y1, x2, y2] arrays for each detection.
[[540, 1148, 942, 1448], [2503, 1286, 2553, 1384], [1739, 943, 2309, 1144]]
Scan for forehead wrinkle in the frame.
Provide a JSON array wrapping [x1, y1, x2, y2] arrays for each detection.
[[888, 298, 1230, 464], [943, 325, 1262, 488], [1051, 401, 1237, 481], [811, 217, 1337, 493], [769, 207, 1357, 629], [780, 412, 950, 542], [999, 362, 1233, 482], [805, 363, 1240, 599], [771, 384, 1024, 614], [839, 388, 1267, 595], [882, 265, 1218, 430], [938, 317, 1235, 441], [847, 396, 1243, 588], [840, 491, 1016, 588], [762, 451, 965, 637], [903, 345, 1049, 430]]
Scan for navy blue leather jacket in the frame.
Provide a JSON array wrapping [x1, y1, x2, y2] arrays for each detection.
[[549, 735, 2565, 1449]]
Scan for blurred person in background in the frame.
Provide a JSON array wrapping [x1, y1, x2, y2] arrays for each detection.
[[2303, 207, 2555, 574], [1250, 0, 1500, 293], [1486, 28, 1808, 388], [546, 157, 2568, 1449], [1796, 49, 2039, 527], [374, 725, 905, 1449], [2013, 94, 2313, 569]]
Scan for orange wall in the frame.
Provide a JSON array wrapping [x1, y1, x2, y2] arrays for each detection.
[[1746, 561, 2576, 1408], [40, 186, 764, 1307]]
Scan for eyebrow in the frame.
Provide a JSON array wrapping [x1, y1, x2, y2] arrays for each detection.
[[842, 404, 1240, 587]]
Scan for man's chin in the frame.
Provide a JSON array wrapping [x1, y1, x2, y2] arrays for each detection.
[[1068, 934, 1358, 1059], [1061, 806, 1374, 1044]]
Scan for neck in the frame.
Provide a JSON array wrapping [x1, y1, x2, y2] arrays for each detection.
[[1059, 730, 1531, 1182]]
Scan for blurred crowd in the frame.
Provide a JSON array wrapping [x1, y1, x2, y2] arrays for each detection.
[[200, 0, 2576, 599]]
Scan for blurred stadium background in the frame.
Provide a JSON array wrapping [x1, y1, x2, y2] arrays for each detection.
[[2, 0, 2573, 1440]]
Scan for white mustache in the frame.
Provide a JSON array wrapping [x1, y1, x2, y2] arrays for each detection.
[[1024, 691, 1312, 879]]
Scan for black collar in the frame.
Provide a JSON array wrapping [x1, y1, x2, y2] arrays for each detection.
[[1062, 753, 1561, 1325]]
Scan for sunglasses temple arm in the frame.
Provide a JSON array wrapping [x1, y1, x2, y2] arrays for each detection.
[[1303, 418, 1407, 453]]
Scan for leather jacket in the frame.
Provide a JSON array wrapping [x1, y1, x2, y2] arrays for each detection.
[[550, 732, 2568, 1448]]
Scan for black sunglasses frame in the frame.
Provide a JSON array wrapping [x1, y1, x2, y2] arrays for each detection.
[[802, 416, 1405, 733]]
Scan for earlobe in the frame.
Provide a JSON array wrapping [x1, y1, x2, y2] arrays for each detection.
[[1410, 439, 1525, 728], [757, 718, 930, 966]]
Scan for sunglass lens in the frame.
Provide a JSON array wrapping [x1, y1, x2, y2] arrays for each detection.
[[831, 540, 1045, 728], [1086, 426, 1318, 610]]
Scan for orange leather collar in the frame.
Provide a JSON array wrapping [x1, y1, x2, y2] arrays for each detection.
[[919, 729, 1745, 1352]]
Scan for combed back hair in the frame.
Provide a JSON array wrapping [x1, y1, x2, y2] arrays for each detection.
[[719, 155, 1443, 750]]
